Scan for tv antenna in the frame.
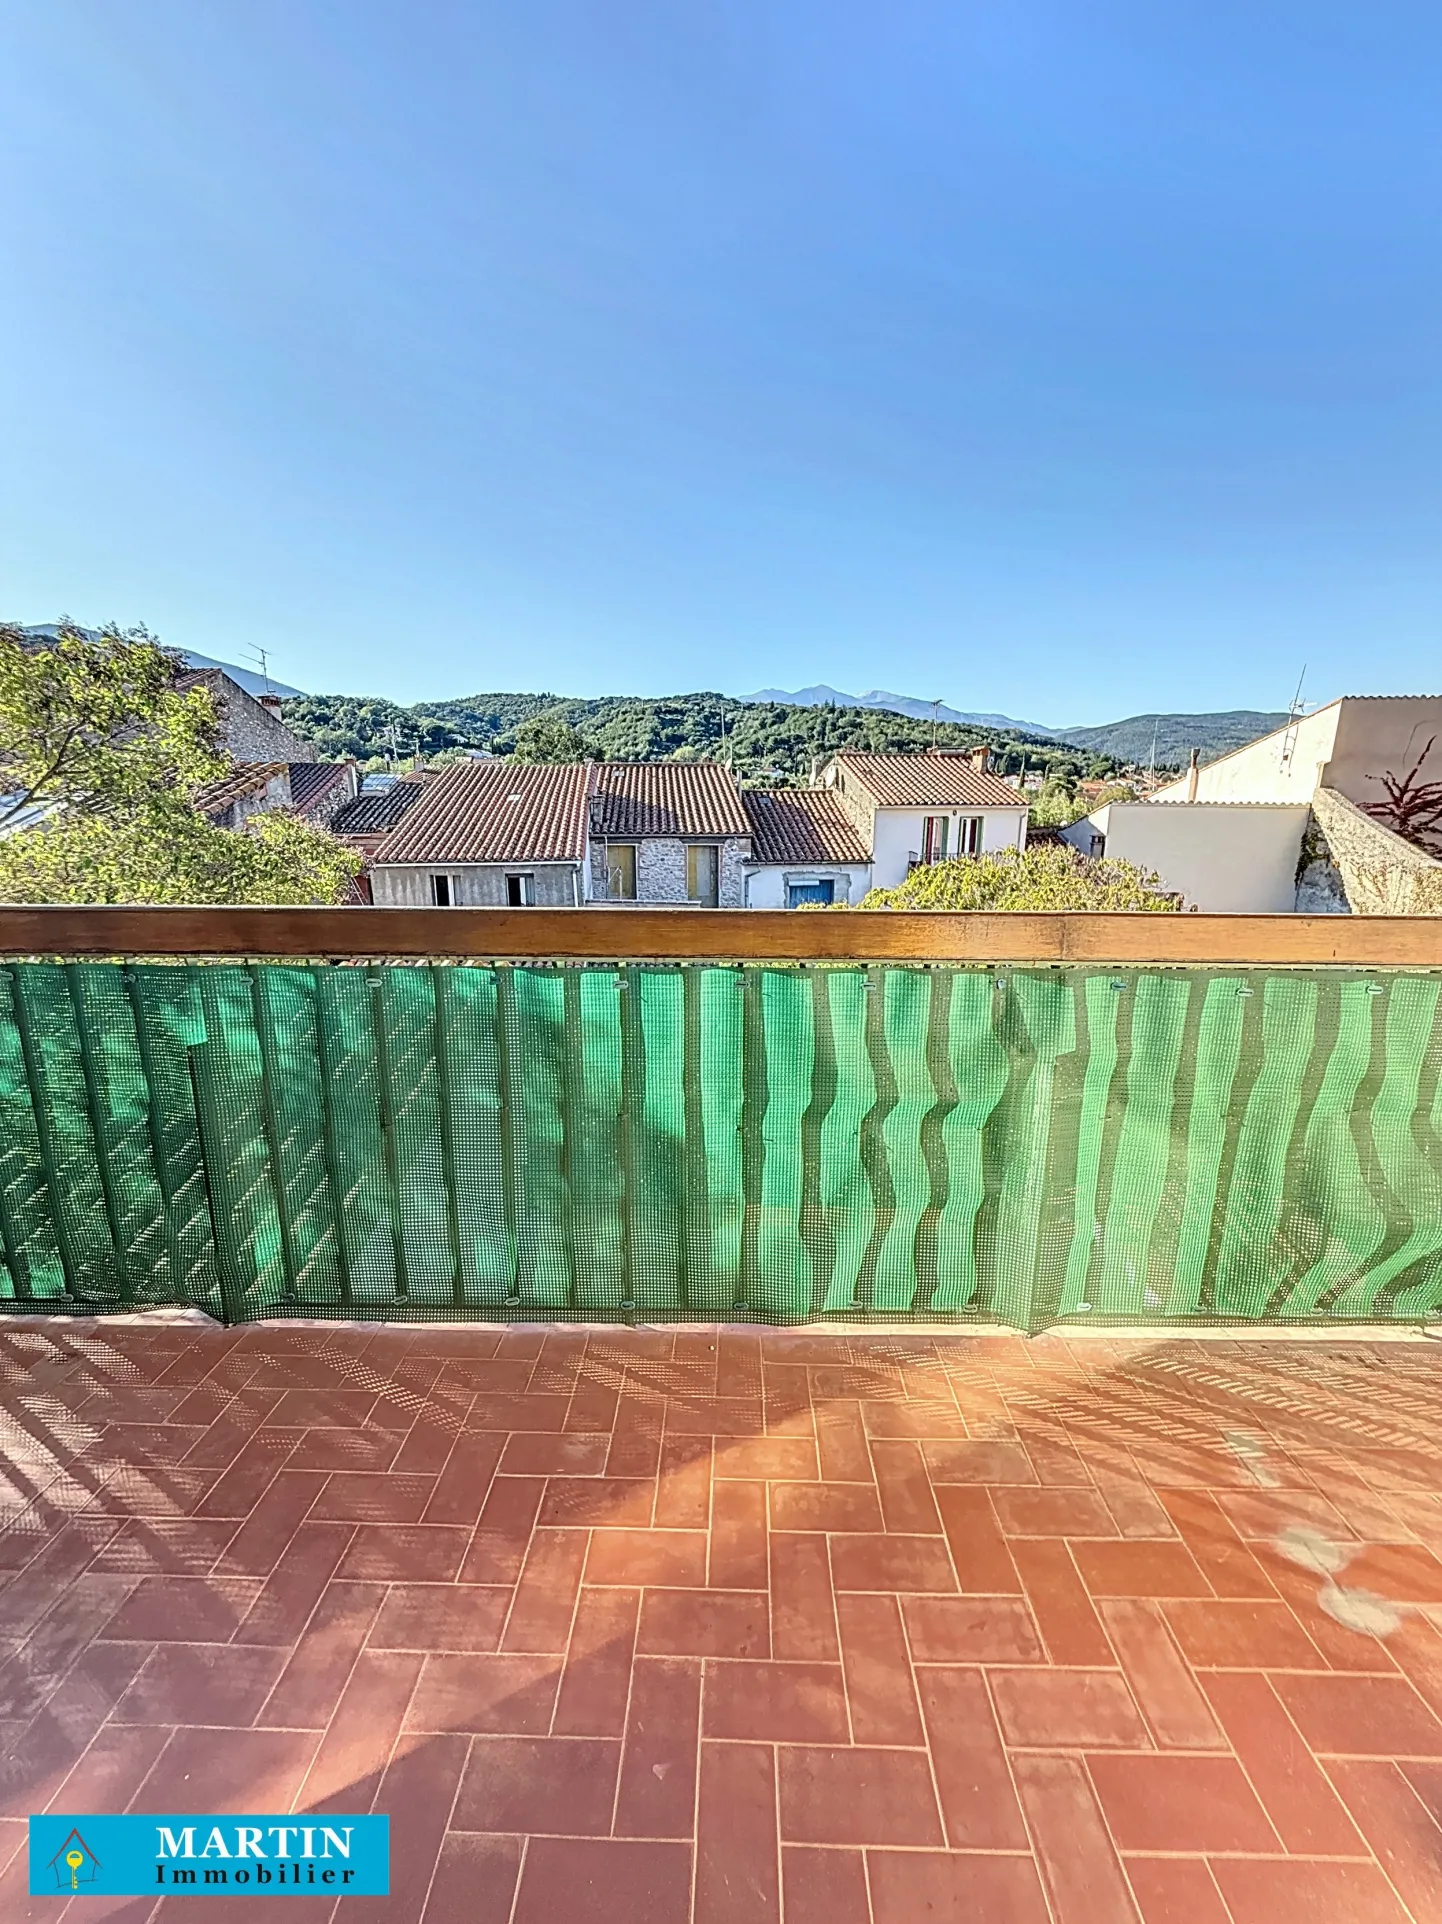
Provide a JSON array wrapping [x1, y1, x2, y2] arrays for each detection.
[[242, 646, 276, 696], [1279, 666, 1308, 769], [929, 698, 942, 747]]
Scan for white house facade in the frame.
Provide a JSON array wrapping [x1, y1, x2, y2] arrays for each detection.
[[821, 750, 1029, 891], [741, 788, 873, 907]]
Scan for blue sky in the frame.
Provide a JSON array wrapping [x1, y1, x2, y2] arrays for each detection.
[[1, 2, 1438, 724]]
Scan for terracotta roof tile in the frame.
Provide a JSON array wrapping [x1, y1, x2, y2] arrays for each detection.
[[195, 763, 289, 818], [742, 788, 870, 865], [591, 762, 750, 837], [832, 751, 1025, 809], [375, 760, 592, 865]]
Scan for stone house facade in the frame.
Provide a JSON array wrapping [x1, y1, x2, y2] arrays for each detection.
[[589, 763, 752, 908], [178, 669, 318, 763], [199, 759, 358, 832]]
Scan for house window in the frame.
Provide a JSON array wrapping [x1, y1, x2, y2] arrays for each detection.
[[686, 844, 719, 907], [431, 874, 453, 906], [921, 816, 949, 862], [957, 816, 983, 856], [606, 844, 637, 900], [787, 879, 835, 908], [506, 874, 535, 906]]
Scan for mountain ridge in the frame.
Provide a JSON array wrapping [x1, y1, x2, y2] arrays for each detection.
[[282, 686, 1289, 781], [746, 684, 1056, 736], [741, 685, 1290, 763], [1055, 710, 1290, 763]]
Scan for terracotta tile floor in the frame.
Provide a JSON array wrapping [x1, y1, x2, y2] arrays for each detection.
[[4, 1320, 1442, 1921]]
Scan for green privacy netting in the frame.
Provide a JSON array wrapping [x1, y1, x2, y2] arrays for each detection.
[[0, 961, 1440, 1333]]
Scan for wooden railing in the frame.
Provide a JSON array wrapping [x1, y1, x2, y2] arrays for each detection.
[[0, 905, 1439, 965]]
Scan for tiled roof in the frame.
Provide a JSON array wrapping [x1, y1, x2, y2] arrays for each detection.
[[195, 763, 288, 817], [374, 760, 592, 865], [592, 762, 750, 837], [331, 779, 428, 840], [742, 788, 870, 865], [287, 762, 352, 816], [832, 751, 1024, 809]]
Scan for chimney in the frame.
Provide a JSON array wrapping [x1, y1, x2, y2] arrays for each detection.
[[259, 691, 284, 719], [968, 744, 991, 773], [1185, 747, 1199, 803]]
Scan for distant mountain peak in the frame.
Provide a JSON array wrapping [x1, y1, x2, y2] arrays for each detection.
[[743, 685, 1056, 738]]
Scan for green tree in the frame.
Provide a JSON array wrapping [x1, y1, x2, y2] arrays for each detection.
[[856, 844, 1178, 912], [0, 620, 222, 827], [0, 624, 359, 904], [1027, 778, 1084, 828], [0, 804, 360, 905], [509, 717, 597, 763]]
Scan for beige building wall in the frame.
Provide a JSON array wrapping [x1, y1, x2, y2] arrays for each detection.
[[1061, 802, 1311, 911], [1321, 699, 1442, 810], [1152, 707, 1341, 806], [371, 864, 582, 906], [1152, 697, 1442, 811]]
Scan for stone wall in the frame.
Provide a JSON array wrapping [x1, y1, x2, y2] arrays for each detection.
[[228, 770, 293, 830], [297, 765, 360, 827], [1305, 787, 1442, 915], [589, 837, 750, 906], [188, 670, 317, 763]]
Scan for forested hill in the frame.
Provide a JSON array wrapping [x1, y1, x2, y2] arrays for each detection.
[[280, 690, 1090, 784], [281, 688, 1292, 781], [1058, 710, 1289, 764]]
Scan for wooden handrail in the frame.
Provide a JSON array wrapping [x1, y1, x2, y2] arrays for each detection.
[[0, 906, 1438, 965]]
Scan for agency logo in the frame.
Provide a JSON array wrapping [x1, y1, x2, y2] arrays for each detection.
[[29, 1813, 389, 1897], [48, 1829, 100, 1892]]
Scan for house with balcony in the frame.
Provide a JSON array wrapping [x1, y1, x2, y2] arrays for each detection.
[[819, 747, 1029, 889]]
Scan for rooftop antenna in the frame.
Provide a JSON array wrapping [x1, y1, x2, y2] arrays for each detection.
[[1279, 665, 1308, 769], [930, 698, 942, 747], [1147, 722, 1158, 786], [242, 645, 275, 696]]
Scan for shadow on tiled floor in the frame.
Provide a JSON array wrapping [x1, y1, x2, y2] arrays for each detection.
[[3, 1319, 1442, 1920]]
